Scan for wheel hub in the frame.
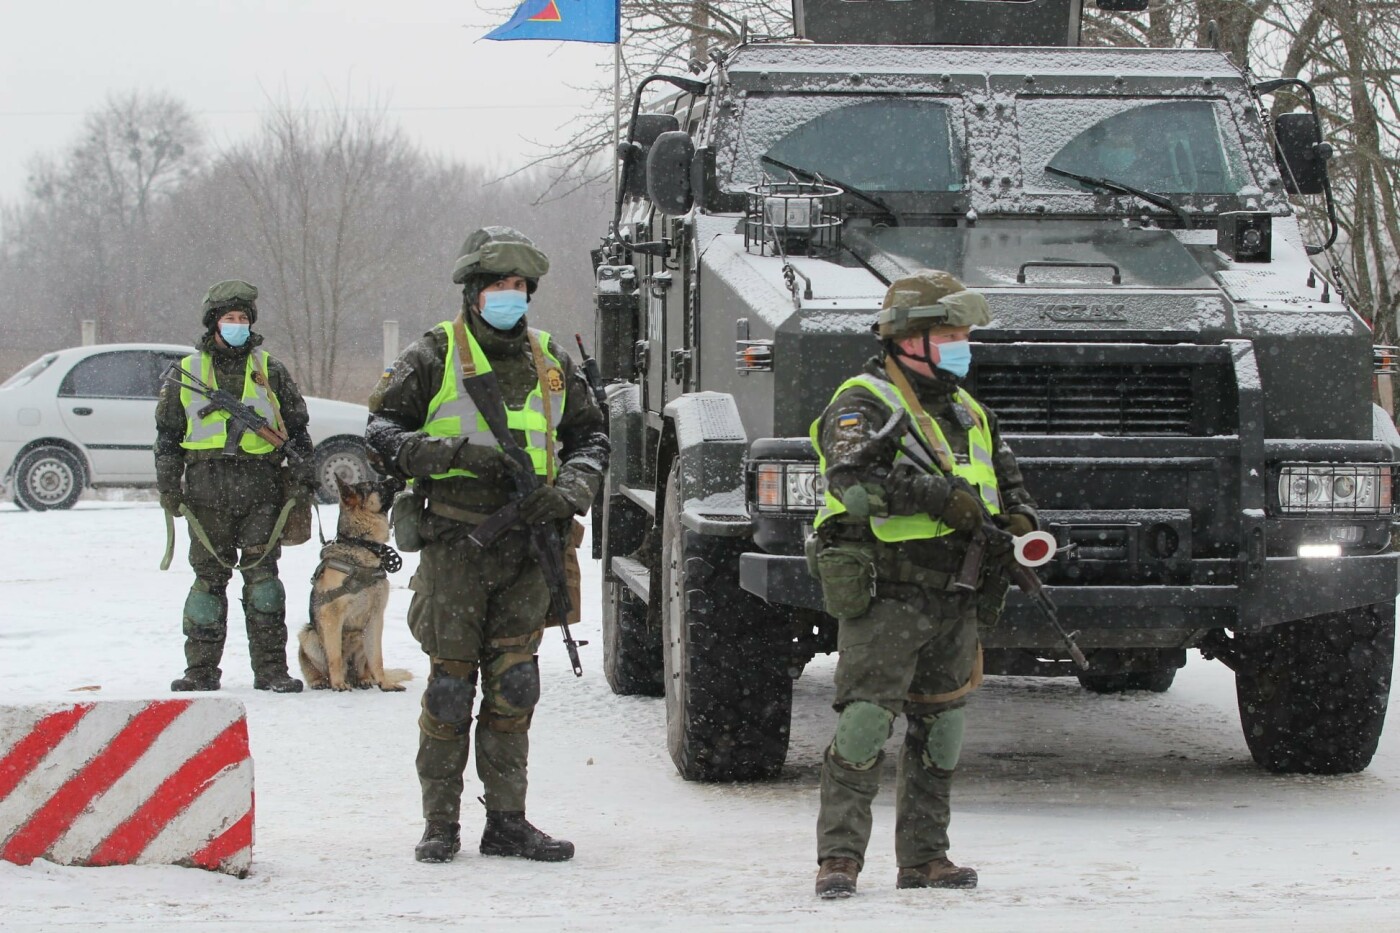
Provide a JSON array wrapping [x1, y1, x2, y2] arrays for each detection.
[[28, 459, 73, 504]]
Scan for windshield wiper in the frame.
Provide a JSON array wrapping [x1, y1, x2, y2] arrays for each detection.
[[1045, 165, 1192, 228], [760, 155, 900, 227]]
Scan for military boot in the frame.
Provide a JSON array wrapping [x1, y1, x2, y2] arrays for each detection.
[[816, 857, 860, 898], [171, 670, 221, 692], [479, 811, 574, 862], [896, 857, 979, 890], [243, 576, 303, 693], [174, 584, 227, 691], [414, 820, 461, 863]]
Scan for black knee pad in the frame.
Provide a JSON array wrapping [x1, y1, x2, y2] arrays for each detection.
[[424, 671, 476, 725], [496, 657, 540, 711]]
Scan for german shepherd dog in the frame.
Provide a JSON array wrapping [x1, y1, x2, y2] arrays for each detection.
[[298, 474, 412, 691]]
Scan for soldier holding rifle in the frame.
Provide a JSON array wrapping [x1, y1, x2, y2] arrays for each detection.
[[809, 270, 1040, 898], [155, 280, 315, 694], [365, 226, 609, 865]]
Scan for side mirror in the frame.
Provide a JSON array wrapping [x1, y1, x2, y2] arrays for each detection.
[[1096, 0, 1150, 10], [1274, 112, 1332, 195], [647, 131, 696, 216], [622, 113, 680, 202]]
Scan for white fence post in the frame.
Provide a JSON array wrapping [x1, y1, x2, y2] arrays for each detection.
[[80, 321, 97, 346], [383, 321, 399, 371]]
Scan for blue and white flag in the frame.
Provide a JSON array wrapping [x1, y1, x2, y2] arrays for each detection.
[[483, 0, 620, 44]]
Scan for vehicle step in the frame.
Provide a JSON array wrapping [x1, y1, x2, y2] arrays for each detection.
[[611, 555, 651, 603], [620, 485, 656, 516]]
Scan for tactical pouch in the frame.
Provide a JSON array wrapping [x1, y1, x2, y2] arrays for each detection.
[[392, 488, 426, 552], [976, 572, 1011, 631], [816, 543, 877, 621], [282, 496, 312, 546]]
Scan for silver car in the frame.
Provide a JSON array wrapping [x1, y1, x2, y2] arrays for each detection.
[[0, 343, 374, 510]]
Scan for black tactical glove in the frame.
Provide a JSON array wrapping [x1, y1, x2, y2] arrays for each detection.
[[883, 462, 948, 516], [159, 490, 183, 513], [940, 478, 984, 533], [450, 441, 527, 481], [987, 511, 1035, 563], [518, 485, 578, 523], [518, 465, 597, 523]]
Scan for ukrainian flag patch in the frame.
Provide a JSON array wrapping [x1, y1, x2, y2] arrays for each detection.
[[836, 413, 863, 429]]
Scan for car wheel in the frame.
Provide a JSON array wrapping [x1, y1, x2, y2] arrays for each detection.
[[14, 446, 86, 511], [313, 438, 374, 503]]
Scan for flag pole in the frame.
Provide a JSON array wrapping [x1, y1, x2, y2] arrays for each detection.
[[611, 7, 622, 216]]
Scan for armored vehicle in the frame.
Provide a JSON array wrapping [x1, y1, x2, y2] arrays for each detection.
[[592, 0, 1397, 781]]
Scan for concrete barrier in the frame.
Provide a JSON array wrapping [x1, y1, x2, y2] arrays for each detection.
[[0, 698, 253, 877]]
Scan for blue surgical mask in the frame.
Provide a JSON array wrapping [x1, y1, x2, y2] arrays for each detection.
[[219, 323, 251, 347], [480, 290, 528, 331], [935, 340, 972, 378]]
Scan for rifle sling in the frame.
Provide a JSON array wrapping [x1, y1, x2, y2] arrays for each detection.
[[882, 357, 957, 476], [452, 313, 557, 485]]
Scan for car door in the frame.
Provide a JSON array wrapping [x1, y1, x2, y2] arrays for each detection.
[[57, 350, 168, 482]]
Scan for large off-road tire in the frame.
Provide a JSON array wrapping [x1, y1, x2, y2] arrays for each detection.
[[313, 438, 374, 503], [1078, 668, 1177, 694], [1235, 602, 1395, 775], [660, 464, 793, 781], [13, 445, 86, 511]]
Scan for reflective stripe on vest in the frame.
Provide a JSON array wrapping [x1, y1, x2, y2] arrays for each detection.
[[424, 322, 566, 479], [180, 351, 281, 455], [811, 375, 1001, 541]]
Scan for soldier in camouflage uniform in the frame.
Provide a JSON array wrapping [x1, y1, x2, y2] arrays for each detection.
[[366, 226, 609, 864], [810, 270, 1038, 897], [155, 280, 315, 693]]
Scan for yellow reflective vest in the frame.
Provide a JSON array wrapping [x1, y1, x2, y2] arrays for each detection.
[[179, 350, 282, 455], [812, 374, 1001, 541], [423, 321, 566, 479]]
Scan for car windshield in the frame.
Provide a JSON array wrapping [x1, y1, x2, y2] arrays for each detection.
[[1029, 99, 1250, 196], [1, 354, 57, 390], [722, 96, 963, 194]]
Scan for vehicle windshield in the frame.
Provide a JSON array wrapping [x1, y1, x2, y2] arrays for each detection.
[[722, 96, 963, 194], [1, 354, 57, 390], [1030, 99, 1250, 196]]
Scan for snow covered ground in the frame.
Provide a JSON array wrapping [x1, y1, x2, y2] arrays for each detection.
[[1, 500, 1397, 932]]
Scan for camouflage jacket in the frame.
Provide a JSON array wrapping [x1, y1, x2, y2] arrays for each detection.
[[365, 311, 610, 516], [154, 332, 313, 504], [815, 355, 1037, 572]]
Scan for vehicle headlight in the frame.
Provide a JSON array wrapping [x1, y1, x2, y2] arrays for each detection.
[[753, 461, 825, 512], [1277, 464, 1391, 514]]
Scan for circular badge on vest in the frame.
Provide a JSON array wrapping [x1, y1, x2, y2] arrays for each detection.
[[545, 367, 565, 393], [251, 370, 267, 387]]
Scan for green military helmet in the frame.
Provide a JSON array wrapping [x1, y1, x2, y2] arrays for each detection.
[[451, 226, 551, 285], [201, 279, 259, 328], [875, 270, 990, 338]]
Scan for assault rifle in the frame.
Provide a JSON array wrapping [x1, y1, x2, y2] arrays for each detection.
[[887, 409, 1089, 671], [468, 336, 609, 552], [160, 364, 304, 464], [461, 369, 585, 677]]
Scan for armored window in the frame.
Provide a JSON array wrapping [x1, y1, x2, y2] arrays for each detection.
[[762, 98, 961, 193], [1037, 99, 1248, 196]]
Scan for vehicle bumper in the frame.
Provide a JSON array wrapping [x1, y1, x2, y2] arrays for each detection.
[[738, 550, 1400, 644]]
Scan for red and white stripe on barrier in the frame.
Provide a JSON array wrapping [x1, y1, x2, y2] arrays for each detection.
[[0, 699, 253, 877]]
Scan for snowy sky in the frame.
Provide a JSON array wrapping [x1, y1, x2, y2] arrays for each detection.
[[0, 0, 614, 203]]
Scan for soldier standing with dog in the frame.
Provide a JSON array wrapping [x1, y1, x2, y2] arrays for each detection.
[[155, 280, 315, 694], [366, 226, 609, 864], [809, 271, 1039, 897]]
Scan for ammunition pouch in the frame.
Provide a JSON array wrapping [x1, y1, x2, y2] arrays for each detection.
[[815, 543, 877, 621], [392, 488, 426, 552]]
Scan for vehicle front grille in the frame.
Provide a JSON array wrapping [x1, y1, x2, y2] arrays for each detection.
[[972, 364, 1195, 436]]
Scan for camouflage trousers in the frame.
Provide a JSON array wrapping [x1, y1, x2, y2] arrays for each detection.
[[179, 498, 288, 681], [816, 582, 979, 870], [408, 521, 551, 821]]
